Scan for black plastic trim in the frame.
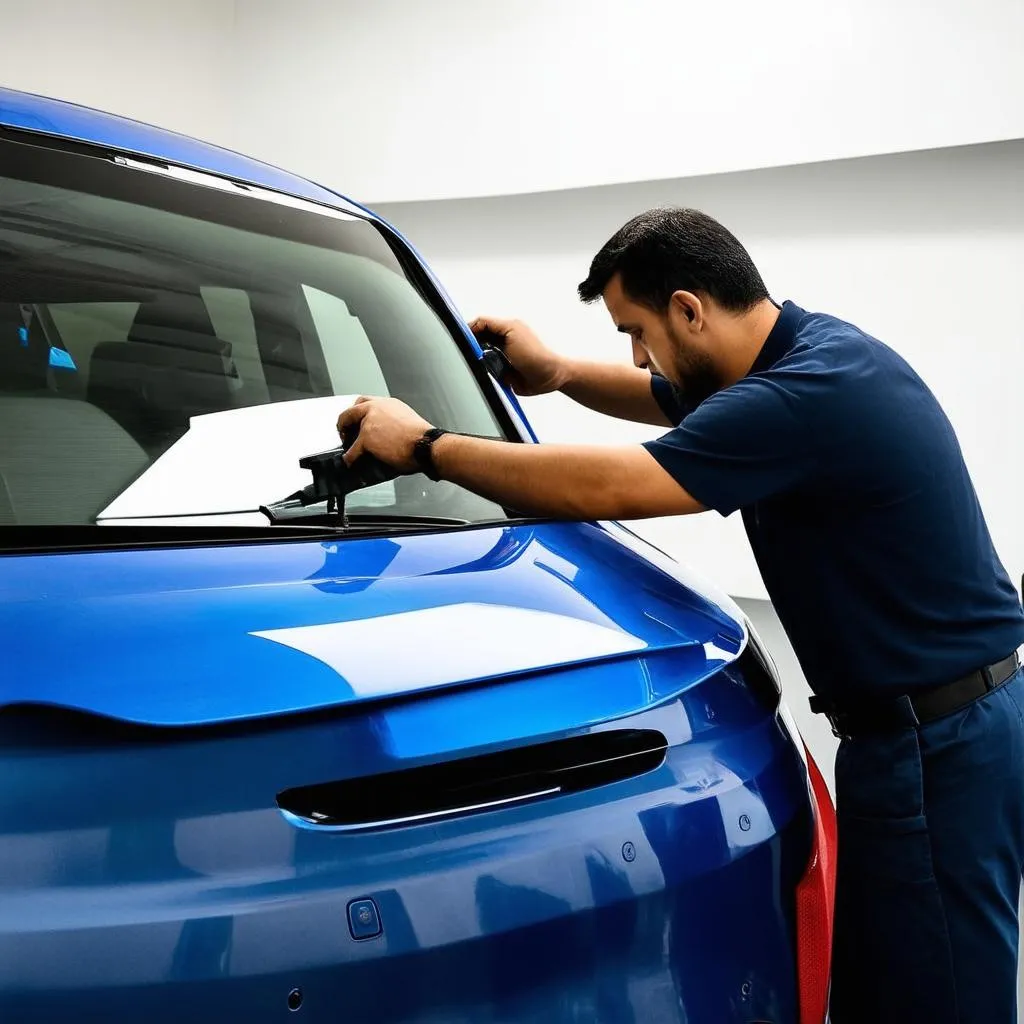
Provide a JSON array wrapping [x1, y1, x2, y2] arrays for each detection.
[[0, 518, 552, 556], [278, 729, 668, 831]]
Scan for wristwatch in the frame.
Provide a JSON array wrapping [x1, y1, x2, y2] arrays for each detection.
[[412, 427, 449, 481]]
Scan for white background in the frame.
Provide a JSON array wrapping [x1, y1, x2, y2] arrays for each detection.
[[225, 0, 1024, 204], [0, 1, 234, 144]]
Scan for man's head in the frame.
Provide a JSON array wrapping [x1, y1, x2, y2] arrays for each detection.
[[578, 208, 771, 405]]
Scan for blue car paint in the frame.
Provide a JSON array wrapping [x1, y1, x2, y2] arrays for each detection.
[[0, 89, 812, 1022], [0, 672, 808, 1023], [0, 87, 351, 212], [0, 524, 743, 726]]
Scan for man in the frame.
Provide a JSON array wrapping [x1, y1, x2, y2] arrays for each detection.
[[338, 207, 1024, 1023]]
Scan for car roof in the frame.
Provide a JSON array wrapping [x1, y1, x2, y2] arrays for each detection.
[[0, 86, 365, 215]]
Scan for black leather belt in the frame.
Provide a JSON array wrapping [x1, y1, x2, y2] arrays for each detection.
[[810, 651, 1021, 739]]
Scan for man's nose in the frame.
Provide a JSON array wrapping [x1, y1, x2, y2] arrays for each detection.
[[632, 339, 647, 369]]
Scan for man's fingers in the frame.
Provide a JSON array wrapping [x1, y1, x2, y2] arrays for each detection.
[[469, 315, 512, 338], [337, 400, 371, 435], [342, 433, 366, 466]]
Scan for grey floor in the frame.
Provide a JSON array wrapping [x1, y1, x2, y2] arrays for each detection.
[[736, 598, 1024, 1021]]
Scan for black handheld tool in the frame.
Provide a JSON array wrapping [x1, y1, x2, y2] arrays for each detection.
[[289, 425, 400, 515], [476, 328, 516, 384]]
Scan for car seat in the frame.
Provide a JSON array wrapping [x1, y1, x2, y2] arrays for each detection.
[[87, 291, 241, 454], [0, 395, 149, 525]]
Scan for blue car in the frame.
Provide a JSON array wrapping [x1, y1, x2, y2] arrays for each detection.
[[0, 88, 836, 1024]]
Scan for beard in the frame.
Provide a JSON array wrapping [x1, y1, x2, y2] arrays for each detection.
[[665, 324, 721, 409]]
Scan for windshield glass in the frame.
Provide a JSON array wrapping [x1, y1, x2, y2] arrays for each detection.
[[0, 135, 508, 529]]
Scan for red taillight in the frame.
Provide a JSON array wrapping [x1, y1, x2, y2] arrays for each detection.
[[795, 746, 837, 1024]]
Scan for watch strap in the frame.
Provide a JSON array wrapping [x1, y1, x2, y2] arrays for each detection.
[[413, 427, 449, 481]]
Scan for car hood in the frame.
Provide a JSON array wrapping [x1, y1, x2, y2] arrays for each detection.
[[0, 522, 747, 727]]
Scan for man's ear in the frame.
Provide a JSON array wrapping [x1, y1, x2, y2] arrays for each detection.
[[669, 290, 704, 330]]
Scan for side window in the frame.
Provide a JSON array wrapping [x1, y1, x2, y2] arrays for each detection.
[[201, 286, 269, 404], [302, 286, 390, 398], [46, 302, 138, 391]]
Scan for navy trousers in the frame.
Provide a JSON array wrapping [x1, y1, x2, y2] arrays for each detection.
[[829, 667, 1024, 1024]]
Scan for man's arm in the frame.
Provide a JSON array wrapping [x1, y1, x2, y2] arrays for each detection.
[[557, 358, 672, 426], [337, 397, 703, 521], [470, 316, 671, 427], [431, 434, 703, 519]]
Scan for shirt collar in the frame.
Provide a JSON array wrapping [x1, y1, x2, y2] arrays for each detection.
[[749, 300, 804, 375]]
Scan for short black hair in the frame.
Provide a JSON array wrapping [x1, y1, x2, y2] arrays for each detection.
[[578, 207, 769, 312]]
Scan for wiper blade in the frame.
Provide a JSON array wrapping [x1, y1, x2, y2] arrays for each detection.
[[260, 440, 472, 531], [259, 497, 469, 530], [344, 513, 471, 529], [262, 439, 468, 531]]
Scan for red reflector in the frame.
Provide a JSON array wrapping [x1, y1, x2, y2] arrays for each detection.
[[795, 746, 837, 1024]]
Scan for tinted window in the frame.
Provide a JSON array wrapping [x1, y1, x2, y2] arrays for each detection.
[[0, 138, 507, 528]]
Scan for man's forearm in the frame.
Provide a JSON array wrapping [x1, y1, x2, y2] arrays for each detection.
[[430, 433, 702, 520], [558, 359, 671, 426]]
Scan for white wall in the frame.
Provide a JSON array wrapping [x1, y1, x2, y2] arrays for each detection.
[[5, 1, 1023, 207], [375, 140, 1024, 599], [0, 0, 235, 144], [228, 0, 1024, 204]]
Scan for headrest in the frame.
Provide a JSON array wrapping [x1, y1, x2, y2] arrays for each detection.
[[87, 333, 240, 454], [127, 324, 233, 360], [129, 291, 217, 344]]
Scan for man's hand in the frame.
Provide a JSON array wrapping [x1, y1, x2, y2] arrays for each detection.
[[469, 316, 569, 396], [470, 314, 671, 426], [336, 396, 433, 472]]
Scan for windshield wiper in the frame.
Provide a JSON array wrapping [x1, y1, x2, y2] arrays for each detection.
[[260, 434, 485, 533], [259, 497, 469, 531], [267, 438, 402, 515], [260, 440, 469, 530]]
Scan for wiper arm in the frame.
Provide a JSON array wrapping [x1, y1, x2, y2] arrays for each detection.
[[260, 438, 470, 530], [261, 437, 403, 523]]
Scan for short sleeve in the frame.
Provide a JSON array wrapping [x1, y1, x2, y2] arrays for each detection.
[[642, 377, 818, 517], [650, 373, 689, 425]]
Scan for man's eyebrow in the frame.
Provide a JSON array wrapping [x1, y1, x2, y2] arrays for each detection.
[[617, 323, 639, 334]]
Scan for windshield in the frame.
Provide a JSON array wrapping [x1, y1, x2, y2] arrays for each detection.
[[0, 134, 509, 530]]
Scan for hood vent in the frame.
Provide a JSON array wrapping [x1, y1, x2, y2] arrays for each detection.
[[277, 728, 668, 831]]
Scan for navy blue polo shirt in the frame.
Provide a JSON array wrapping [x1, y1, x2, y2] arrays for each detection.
[[645, 300, 1024, 705]]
